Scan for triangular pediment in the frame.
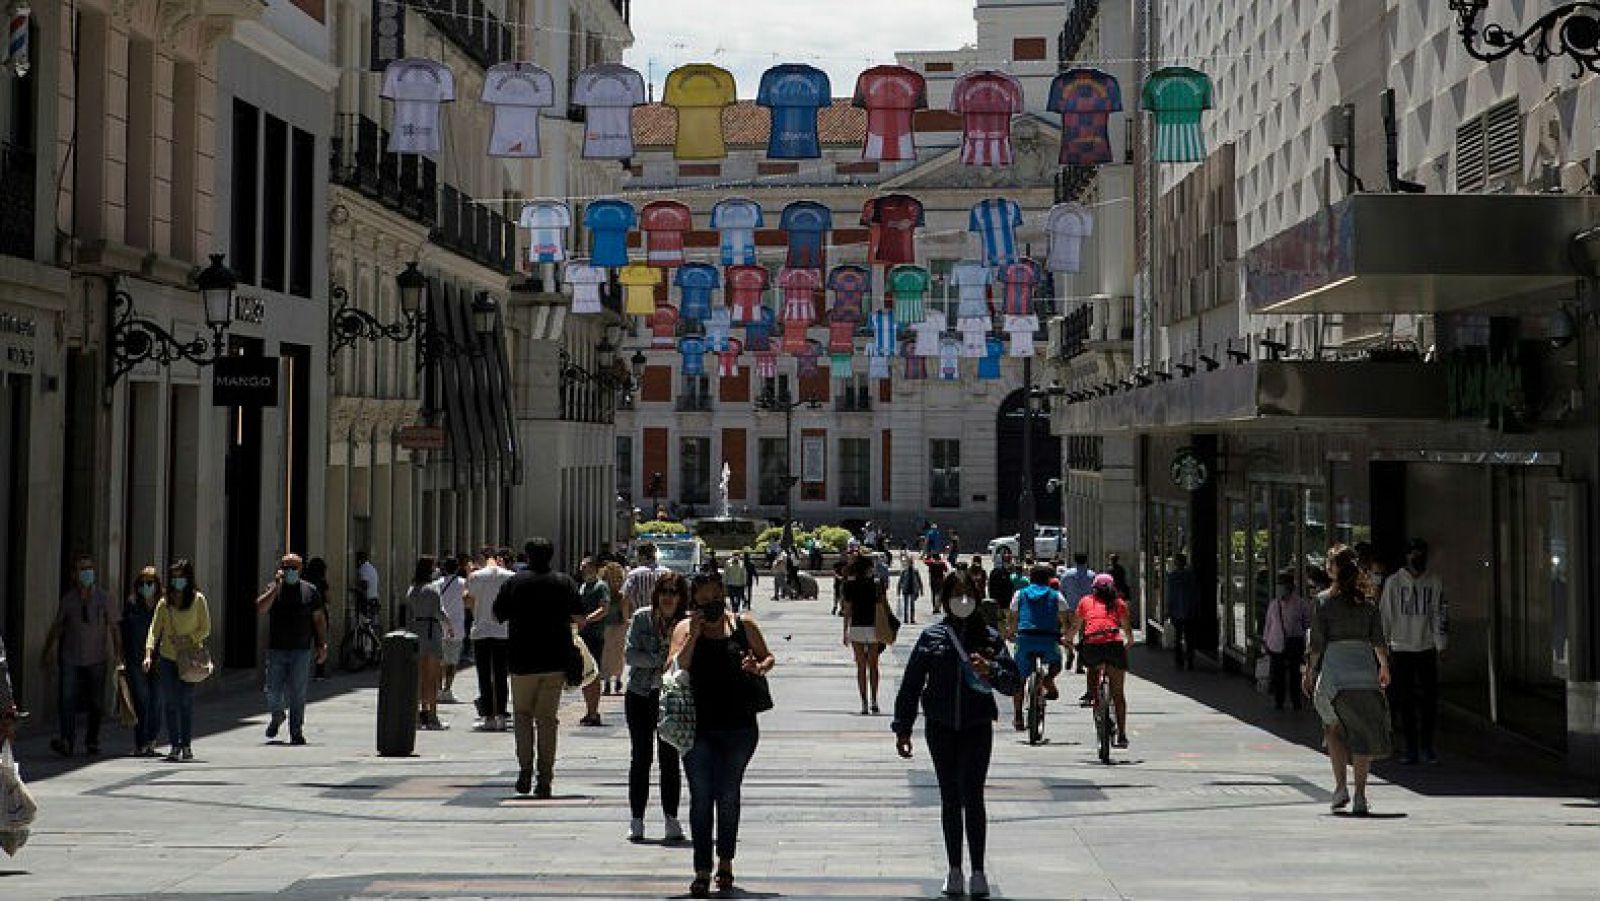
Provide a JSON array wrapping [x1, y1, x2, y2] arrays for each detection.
[[882, 115, 1064, 191]]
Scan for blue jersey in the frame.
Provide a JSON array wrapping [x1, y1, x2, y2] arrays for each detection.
[[968, 197, 1022, 267], [710, 198, 764, 265], [781, 200, 833, 269], [758, 64, 832, 159], [679, 336, 706, 376], [978, 335, 1004, 379], [675, 263, 720, 323], [745, 305, 776, 351], [1015, 584, 1065, 635], [869, 309, 898, 356], [584, 199, 637, 267]]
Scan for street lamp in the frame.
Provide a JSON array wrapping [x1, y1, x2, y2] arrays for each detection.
[[328, 261, 492, 372], [755, 382, 821, 551], [1451, 0, 1600, 78], [107, 253, 238, 385]]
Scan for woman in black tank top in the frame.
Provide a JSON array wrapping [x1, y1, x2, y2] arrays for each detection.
[[669, 572, 775, 899], [841, 555, 886, 715]]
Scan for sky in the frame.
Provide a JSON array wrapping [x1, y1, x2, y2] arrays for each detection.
[[622, 0, 976, 100]]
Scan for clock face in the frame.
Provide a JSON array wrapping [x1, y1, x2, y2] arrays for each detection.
[[1170, 451, 1209, 491]]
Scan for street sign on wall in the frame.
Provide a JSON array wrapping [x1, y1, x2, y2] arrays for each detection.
[[396, 425, 447, 450], [211, 356, 279, 407]]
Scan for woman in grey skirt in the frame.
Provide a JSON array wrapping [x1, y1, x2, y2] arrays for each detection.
[[407, 556, 452, 730], [1303, 544, 1392, 815]]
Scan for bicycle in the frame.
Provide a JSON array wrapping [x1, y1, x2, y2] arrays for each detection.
[[1023, 651, 1049, 745], [340, 591, 383, 673], [1083, 628, 1121, 764]]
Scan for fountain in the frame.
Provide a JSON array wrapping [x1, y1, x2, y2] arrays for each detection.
[[687, 461, 767, 552], [717, 462, 732, 520]]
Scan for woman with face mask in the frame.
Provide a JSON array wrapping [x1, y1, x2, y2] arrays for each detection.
[[622, 573, 688, 843], [122, 566, 164, 756], [892, 572, 1020, 899], [841, 555, 888, 714], [669, 572, 776, 899], [144, 559, 210, 761]]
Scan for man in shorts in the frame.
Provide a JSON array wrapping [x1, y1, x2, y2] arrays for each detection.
[[434, 557, 467, 704], [1006, 564, 1071, 731]]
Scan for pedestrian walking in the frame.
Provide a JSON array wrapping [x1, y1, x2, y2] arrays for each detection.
[[623, 573, 688, 843], [1264, 570, 1311, 711], [925, 554, 949, 615], [145, 559, 211, 761], [43, 554, 122, 757], [1105, 553, 1131, 599], [1165, 554, 1198, 670], [840, 556, 887, 715], [433, 557, 466, 704], [896, 552, 924, 624], [466, 548, 515, 731], [494, 538, 584, 798], [892, 568, 1020, 899], [1380, 538, 1446, 764], [599, 559, 629, 693], [576, 558, 612, 726], [407, 557, 451, 730], [1304, 544, 1393, 816], [355, 550, 380, 624], [670, 572, 775, 898], [724, 553, 749, 614], [303, 557, 332, 681], [121, 566, 163, 756], [255, 554, 328, 745]]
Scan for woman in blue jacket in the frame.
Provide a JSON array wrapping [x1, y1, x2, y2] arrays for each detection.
[[892, 572, 1020, 899]]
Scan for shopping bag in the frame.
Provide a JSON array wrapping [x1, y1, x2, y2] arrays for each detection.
[[114, 669, 139, 727], [177, 644, 214, 683], [564, 630, 599, 690], [0, 741, 37, 856], [657, 668, 696, 753]]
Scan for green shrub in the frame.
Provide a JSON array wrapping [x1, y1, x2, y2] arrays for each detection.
[[635, 520, 688, 537], [812, 526, 854, 553]]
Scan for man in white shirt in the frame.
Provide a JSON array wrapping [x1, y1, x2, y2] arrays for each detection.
[[466, 547, 517, 731], [620, 543, 668, 616], [1380, 538, 1447, 764], [433, 557, 468, 705], [355, 550, 380, 610]]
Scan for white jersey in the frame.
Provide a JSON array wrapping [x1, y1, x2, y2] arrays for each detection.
[[483, 62, 554, 157], [518, 199, 571, 263], [710, 198, 764, 265], [1046, 202, 1094, 274], [951, 260, 992, 320], [380, 59, 454, 157], [705, 306, 734, 349], [1005, 314, 1039, 356], [565, 262, 607, 314], [957, 317, 988, 356], [911, 310, 945, 357], [572, 63, 647, 159]]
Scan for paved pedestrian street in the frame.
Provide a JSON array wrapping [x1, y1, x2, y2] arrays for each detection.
[[5, 586, 1597, 900]]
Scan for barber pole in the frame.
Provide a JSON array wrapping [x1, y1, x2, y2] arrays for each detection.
[[6, 4, 26, 78]]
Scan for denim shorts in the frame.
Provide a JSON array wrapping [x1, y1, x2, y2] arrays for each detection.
[[1013, 635, 1062, 674]]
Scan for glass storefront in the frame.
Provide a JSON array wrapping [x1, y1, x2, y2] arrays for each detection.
[[1225, 480, 1330, 659]]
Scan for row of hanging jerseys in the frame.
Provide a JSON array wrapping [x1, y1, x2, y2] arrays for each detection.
[[381, 59, 1213, 165]]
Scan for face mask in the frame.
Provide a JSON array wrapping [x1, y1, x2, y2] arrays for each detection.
[[78, 569, 96, 588], [698, 599, 726, 620], [947, 594, 977, 619], [282, 569, 300, 586], [137, 583, 156, 599], [171, 577, 188, 592]]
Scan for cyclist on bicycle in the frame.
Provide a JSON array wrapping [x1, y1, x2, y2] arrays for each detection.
[[1006, 564, 1071, 732], [1071, 574, 1134, 748]]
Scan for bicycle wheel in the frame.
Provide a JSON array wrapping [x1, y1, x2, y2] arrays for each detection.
[[1026, 666, 1045, 745], [1095, 675, 1113, 764]]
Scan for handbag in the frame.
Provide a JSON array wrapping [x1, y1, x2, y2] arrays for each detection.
[[731, 616, 774, 714], [874, 597, 901, 646], [177, 644, 213, 684], [566, 629, 599, 689], [0, 740, 37, 856], [658, 668, 696, 752], [114, 669, 139, 727]]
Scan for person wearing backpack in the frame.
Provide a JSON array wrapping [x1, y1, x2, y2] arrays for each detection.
[[892, 571, 1020, 898], [1005, 565, 1072, 732]]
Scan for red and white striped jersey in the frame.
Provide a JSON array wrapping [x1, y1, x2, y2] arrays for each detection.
[[640, 200, 693, 267], [779, 267, 822, 324], [726, 264, 769, 324], [852, 65, 927, 162], [951, 70, 1025, 167]]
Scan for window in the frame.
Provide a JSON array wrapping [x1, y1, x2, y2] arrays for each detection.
[[679, 437, 711, 506], [839, 438, 870, 507], [758, 437, 789, 505], [261, 115, 287, 292], [1013, 37, 1048, 61], [929, 258, 956, 319], [678, 374, 712, 411], [1455, 98, 1520, 193], [290, 128, 314, 298], [930, 439, 960, 508], [230, 99, 259, 284], [616, 436, 633, 502]]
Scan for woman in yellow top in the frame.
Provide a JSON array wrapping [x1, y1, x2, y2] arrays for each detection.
[[144, 559, 211, 762]]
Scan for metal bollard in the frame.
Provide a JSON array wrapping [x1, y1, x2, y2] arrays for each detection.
[[376, 631, 420, 757]]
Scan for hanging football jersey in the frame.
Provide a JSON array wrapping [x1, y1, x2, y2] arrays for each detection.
[[717, 336, 744, 377], [938, 337, 961, 380], [679, 336, 707, 376], [651, 304, 681, 346], [867, 346, 891, 381], [911, 310, 946, 357], [584, 199, 637, 268], [641, 200, 693, 267], [675, 263, 720, 323], [725, 264, 770, 324], [861, 194, 924, 265], [1004, 314, 1039, 356], [705, 307, 734, 350], [968, 197, 1022, 266], [950, 70, 1024, 166], [796, 341, 822, 377], [861, 198, 883, 262], [852, 64, 928, 161], [957, 316, 988, 357], [710, 198, 764, 265], [780, 201, 832, 269], [1142, 66, 1213, 163], [664, 63, 737, 160], [572, 63, 647, 159], [619, 263, 661, 315], [565, 261, 607, 314], [483, 62, 554, 157], [830, 351, 854, 380], [519, 199, 571, 263], [827, 264, 871, 323], [827, 317, 856, 354], [1048, 68, 1122, 166], [778, 267, 822, 325], [996, 260, 1040, 316], [1046, 203, 1094, 273], [754, 349, 779, 379], [745, 305, 776, 351], [757, 63, 832, 159], [380, 59, 454, 157], [901, 339, 927, 380], [951, 260, 993, 320], [978, 335, 1004, 379], [888, 264, 929, 326], [869, 309, 898, 357]]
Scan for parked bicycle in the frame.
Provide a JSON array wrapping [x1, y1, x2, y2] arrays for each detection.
[[340, 589, 383, 672]]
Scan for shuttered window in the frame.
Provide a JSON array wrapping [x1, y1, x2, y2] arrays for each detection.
[[1455, 98, 1520, 192]]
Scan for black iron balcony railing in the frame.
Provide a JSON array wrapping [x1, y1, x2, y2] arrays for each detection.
[[419, 0, 514, 70], [1056, 303, 1095, 361], [676, 390, 714, 412], [834, 387, 872, 412], [0, 141, 36, 260], [331, 114, 438, 227], [1058, 0, 1101, 65]]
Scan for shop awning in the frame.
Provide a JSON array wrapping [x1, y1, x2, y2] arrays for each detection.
[[1245, 194, 1600, 314], [1054, 360, 1446, 433]]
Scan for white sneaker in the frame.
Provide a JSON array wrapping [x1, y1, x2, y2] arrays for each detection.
[[627, 818, 645, 842], [941, 867, 964, 897], [1330, 786, 1350, 811], [439, 689, 457, 704], [969, 870, 990, 898], [663, 815, 685, 842]]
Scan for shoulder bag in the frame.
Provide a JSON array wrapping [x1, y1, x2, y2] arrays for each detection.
[[731, 616, 774, 713], [657, 667, 696, 752], [177, 643, 213, 684]]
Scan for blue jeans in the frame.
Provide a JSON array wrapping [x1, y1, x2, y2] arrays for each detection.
[[684, 726, 759, 872], [158, 658, 194, 747], [125, 660, 160, 748], [57, 661, 107, 747], [264, 648, 313, 738]]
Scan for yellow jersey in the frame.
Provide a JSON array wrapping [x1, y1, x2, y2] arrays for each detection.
[[619, 263, 662, 315], [664, 64, 736, 160]]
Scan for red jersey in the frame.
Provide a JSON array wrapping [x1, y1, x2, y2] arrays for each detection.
[[997, 259, 1040, 315], [827, 319, 855, 354], [779, 267, 822, 324], [861, 193, 924, 265], [1078, 596, 1129, 643], [852, 64, 927, 161], [640, 200, 693, 267], [951, 70, 1025, 166], [754, 350, 778, 378], [717, 337, 743, 377], [725, 264, 769, 324], [650, 304, 680, 345]]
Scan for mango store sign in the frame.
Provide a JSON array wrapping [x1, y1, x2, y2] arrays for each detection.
[[211, 355, 279, 407]]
